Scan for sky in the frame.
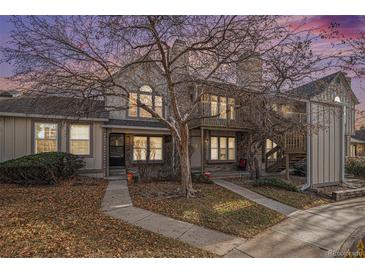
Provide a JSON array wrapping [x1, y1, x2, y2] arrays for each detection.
[[0, 15, 364, 110]]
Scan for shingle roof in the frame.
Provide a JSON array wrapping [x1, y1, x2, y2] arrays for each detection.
[[106, 119, 167, 128], [0, 96, 108, 120], [292, 72, 340, 99]]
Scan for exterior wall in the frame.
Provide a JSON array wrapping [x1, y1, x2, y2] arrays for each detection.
[[308, 102, 344, 186], [190, 128, 249, 172], [105, 62, 168, 120], [0, 116, 104, 175]]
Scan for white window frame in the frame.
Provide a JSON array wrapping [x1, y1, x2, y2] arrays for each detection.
[[34, 122, 58, 153], [69, 124, 91, 156]]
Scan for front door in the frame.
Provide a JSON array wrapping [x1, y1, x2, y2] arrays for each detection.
[[109, 133, 125, 166]]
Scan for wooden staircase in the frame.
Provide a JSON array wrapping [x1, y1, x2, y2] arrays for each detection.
[[265, 132, 307, 173]]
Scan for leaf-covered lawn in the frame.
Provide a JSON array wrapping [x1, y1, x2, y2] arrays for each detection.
[[228, 178, 332, 210], [129, 181, 285, 239], [0, 177, 214, 258]]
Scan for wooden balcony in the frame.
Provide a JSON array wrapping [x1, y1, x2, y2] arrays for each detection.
[[188, 101, 249, 130]]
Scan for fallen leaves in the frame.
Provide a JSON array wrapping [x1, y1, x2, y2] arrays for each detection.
[[129, 181, 285, 239], [0, 176, 214, 258]]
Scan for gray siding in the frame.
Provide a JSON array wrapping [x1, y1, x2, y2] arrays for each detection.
[[309, 102, 344, 186], [0, 116, 103, 173]]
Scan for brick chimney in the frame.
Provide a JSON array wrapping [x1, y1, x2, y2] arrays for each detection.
[[236, 53, 263, 90]]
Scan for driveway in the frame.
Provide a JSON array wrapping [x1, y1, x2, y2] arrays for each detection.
[[225, 196, 365, 257]]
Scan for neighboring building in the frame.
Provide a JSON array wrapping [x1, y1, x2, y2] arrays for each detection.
[[0, 45, 359, 188], [350, 127, 365, 157]]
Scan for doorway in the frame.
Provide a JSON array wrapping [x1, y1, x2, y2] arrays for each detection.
[[109, 133, 125, 167]]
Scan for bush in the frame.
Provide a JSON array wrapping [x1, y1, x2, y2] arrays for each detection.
[[192, 172, 214, 184], [253, 178, 299, 192], [292, 159, 307, 177], [0, 152, 84, 185], [345, 157, 365, 178]]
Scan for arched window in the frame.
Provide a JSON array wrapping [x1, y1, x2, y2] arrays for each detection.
[[128, 85, 163, 118]]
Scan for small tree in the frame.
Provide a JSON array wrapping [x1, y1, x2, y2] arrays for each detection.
[[1, 16, 334, 196]]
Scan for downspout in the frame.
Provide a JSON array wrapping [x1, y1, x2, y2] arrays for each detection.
[[301, 100, 312, 191]]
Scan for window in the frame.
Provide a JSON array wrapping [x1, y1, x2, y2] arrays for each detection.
[[140, 94, 152, 118], [205, 94, 234, 120], [210, 136, 235, 161], [128, 93, 138, 117], [219, 97, 227, 119], [128, 85, 163, 118], [228, 98, 235, 120], [211, 95, 218, 116], [34, 123, 58, 153], [133, 136, 147, 161], [69, 124, 90, 155], [210, 137, 218, 160], [150, 137, 163, 161], [133, 136, 163, 161]]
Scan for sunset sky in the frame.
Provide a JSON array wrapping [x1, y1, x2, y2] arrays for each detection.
[[0, 15, 364, 109]]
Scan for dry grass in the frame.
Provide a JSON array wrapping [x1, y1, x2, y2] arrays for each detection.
[[0, 176, 214, 258], [228, 177, 332, 210], [129, 181, 285, 239]]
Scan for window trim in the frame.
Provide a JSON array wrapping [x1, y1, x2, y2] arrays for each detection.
[[209, 136, 236, 162], [127, 85, 164, 119], [32, 120, 61, 154], [132, 135, 164, 163], [67, 123, 93, 158]]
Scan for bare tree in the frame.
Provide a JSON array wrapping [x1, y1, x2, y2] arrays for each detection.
[[1, 15, 333, 196]]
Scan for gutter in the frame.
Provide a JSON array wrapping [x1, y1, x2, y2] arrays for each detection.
[[0, 112, 108, 122], [301, 101, 312, 191]]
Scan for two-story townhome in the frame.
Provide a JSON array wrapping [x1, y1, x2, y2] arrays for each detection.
[[0, 52, 359, 188]]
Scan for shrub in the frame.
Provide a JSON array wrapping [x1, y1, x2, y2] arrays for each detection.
[[0, 152, 84, 185], [192, 172, 214, 184], [345, 157, 365, 178], [292, 159, 307, 177], [253, 178, 299, 192]]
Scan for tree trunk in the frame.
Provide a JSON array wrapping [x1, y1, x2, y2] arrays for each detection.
[[248, 139, 262, 180], [178, 123, 195, 197]]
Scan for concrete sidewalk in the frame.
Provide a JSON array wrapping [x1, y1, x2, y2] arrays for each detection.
[[102, 178, 365, 258], [213, 179, 298, 215], [101, 179, 247, 256]]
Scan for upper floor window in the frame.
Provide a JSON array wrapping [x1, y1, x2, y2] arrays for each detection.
[[128, 85, 163, 118], [69, 124, 91, 155], [34, 122, 58, 153], [206, 94, 235, 120]]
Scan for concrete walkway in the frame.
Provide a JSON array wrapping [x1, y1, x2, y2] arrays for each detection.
[[101, 179, 247, 256], [214, 179, 298, 215], [102, 178, 365, 258]]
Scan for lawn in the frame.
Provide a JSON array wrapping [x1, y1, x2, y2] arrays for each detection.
[[228, 177, 332, 210], [129, 181, 285, 239], [0, 177, 214, 258]]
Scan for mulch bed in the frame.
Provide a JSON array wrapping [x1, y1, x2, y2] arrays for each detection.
[[129, 181, 285, 239], [228, 177, 332, 210], [0, 176, 214, 258]]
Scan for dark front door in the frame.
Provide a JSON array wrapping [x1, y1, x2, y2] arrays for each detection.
[[109, 133, 125, 166]]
